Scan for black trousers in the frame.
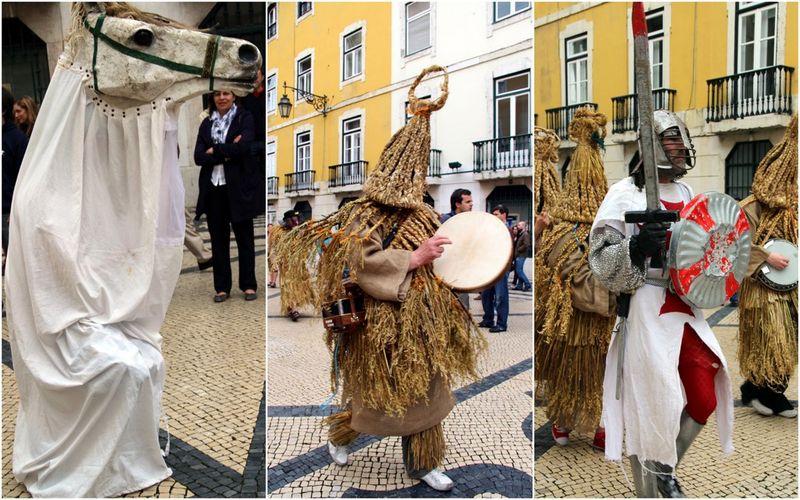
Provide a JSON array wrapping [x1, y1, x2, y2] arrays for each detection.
[[205, 185, 257, 294]]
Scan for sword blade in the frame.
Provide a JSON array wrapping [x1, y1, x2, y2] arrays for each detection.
[[633, 1, 660, 211]]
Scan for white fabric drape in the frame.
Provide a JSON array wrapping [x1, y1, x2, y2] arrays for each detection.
[[5, 63, 184, 497], [591, 178, 734, 467]]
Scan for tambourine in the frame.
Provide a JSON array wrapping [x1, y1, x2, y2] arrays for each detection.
[[756, 239, 798, 292], [432, 211, 513, 292]]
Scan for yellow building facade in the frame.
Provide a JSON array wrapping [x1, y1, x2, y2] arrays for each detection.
[[267, 1, 392, 223], [535, 1, 797, 196]]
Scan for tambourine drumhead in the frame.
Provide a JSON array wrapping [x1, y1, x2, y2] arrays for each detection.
[[433, 211, 513, 292], [757, 239, 798, 291]]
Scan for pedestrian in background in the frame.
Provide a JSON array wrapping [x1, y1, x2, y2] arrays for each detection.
[[478, 204, 512, 332], [194, 90, 264, 303], [13, 96, 37, 138], [513, 221, 531, 291], [3, 89, 29, 260], [440, 188, 473, 309]]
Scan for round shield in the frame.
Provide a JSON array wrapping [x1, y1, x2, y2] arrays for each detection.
[[668, 192, 752, 309]]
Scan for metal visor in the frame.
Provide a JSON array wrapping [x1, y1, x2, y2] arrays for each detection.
[[668, 192, 752, 308]]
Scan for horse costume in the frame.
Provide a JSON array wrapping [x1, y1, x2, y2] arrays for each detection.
[[4, 3, 260, 496]]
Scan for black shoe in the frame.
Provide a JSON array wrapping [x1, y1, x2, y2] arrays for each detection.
[[213, 292, 228, 303], [657, 475, 685, 498], [198, 259, 213, 271], [759, 386, 798, 418], [513, 286, 524, 291], [477, 321, 494, 328], [244, 291, 258, 301], [289, 309, 300, 321], [489, 326, 506, 333], [741, 380, 758, 406]]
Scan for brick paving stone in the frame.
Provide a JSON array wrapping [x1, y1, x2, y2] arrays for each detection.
[[3, 217, 266, 498], [534, 305, 797, 498], [268, 271, 534, 497]]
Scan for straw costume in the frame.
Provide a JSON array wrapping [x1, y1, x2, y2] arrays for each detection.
[[534, 126, 562, 217], [273, 66, 486, 479], [738, 115, 798, 417], [272, 210, 308, 318], [534, 109, 616, 436]]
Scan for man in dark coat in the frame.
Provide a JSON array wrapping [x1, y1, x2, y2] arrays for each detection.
[[2, 88, 29, 256]]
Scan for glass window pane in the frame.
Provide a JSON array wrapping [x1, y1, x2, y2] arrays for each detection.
[[579, 60, 587, 82], [741, 14, 755, 43], [514, 2, 531, 13], [496, 2, 511, 19], [646, 13, 662, 33], [568, 37, 587, 57], [741, 43, 754, 71], [345, 30, 362, 50], [407, 2, 429, 18], [408, 14, 430, 53], [497, 98, 511, 137], [299, 57, 311, 73], [515, 93, 530, 135], [762, 39, 775, 67], [762, 7, 776, 37], [497, 74, 529, 94], [355, 48, 362, 75]]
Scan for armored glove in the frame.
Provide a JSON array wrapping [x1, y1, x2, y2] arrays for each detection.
[[629, 222, 668, 269]]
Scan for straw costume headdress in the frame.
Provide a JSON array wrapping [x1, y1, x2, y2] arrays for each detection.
[[534, 126, 562, 216], [533, 108, 616, 432], [273, 65, 486, 469], [738, 115, 798, 388]]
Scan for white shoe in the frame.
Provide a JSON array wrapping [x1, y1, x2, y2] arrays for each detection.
[[328, 441, 348, 465], [420, 469, 454, 491], [752, 399, 774, 416], [778, 407, 798, 418]]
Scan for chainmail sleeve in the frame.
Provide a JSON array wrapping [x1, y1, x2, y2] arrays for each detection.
[[588, 224, 646, 294]]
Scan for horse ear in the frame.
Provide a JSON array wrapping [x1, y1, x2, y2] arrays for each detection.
[[83, 2, 106, 14]]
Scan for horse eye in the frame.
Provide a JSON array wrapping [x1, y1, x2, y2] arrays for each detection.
[[133, 29, 154, 47]]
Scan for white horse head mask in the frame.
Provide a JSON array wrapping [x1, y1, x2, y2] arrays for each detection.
[[65, 2, 262, 107]]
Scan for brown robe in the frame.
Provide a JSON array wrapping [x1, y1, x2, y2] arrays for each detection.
[[348, 226, 456, 436]]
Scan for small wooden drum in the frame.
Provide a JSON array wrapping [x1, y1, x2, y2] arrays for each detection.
[[321, 282, 366, 334], [756, 239, 798, 292], [432, 211, 513, 292]]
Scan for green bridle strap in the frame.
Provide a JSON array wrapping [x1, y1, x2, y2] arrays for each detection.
[[85, 15, 222, 93]]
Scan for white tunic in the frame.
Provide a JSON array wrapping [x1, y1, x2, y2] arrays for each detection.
[[5, 62, 184, 497], [590, 177, 734, 467]]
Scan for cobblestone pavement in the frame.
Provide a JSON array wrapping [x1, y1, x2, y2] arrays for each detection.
[[534, 305, 798, 498], [2, 216, 266, 498], [268, 267, 534, 497]]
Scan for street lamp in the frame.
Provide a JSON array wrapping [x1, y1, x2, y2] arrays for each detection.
[[278, 81, 330, 118]]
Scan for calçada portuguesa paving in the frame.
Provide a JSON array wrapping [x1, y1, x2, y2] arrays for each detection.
[[267, 270, 534, 498]]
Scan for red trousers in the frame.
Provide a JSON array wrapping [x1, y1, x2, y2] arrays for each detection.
[[678, 323, 721, 424]]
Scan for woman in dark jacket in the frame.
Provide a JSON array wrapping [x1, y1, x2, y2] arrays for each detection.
[[194, 90, 265, 302]]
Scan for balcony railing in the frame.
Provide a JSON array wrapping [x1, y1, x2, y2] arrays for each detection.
[[328, 160, 367, 188], [429, 149, 442, 177], [545, 103, 598, 140], [611, 89, 677, 133], [473, 134, 532, 172], [285, 170, 315, 192], [267, 176, 279, 196], [707, 65, 794, 122]]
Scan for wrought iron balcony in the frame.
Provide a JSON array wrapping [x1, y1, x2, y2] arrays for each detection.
[[267, 176, 279, 196], [707, 65, 794, 122], [545, 103, 598, 140], [428, 149, 442, 177], [284, 170, 315, 192], [473, 134, 532, 172], [611, 89, 676, 133], [328, 160, 367, 188]]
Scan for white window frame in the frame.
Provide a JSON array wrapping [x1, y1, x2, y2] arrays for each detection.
[[295, 131, 312, 173], [405, 2, 431, 57], [647, 8, 665, 90], [297, 1, 313, 21], [267, 139, 277, 178], [737, 3, 777, 73], [267, 71, 277, 114], [296, 54, 312, 101], [493, 1, 531, 23], [267, 2, 277, 41], [342, 116, 362, 164], [495, 72, 531, 139], [565, 34, 588, 106], [343, 28, 364, 82], [626, 4, 671, 95]]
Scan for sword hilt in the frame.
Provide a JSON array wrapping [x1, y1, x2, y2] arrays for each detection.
[[624, 209, 680, 269]]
